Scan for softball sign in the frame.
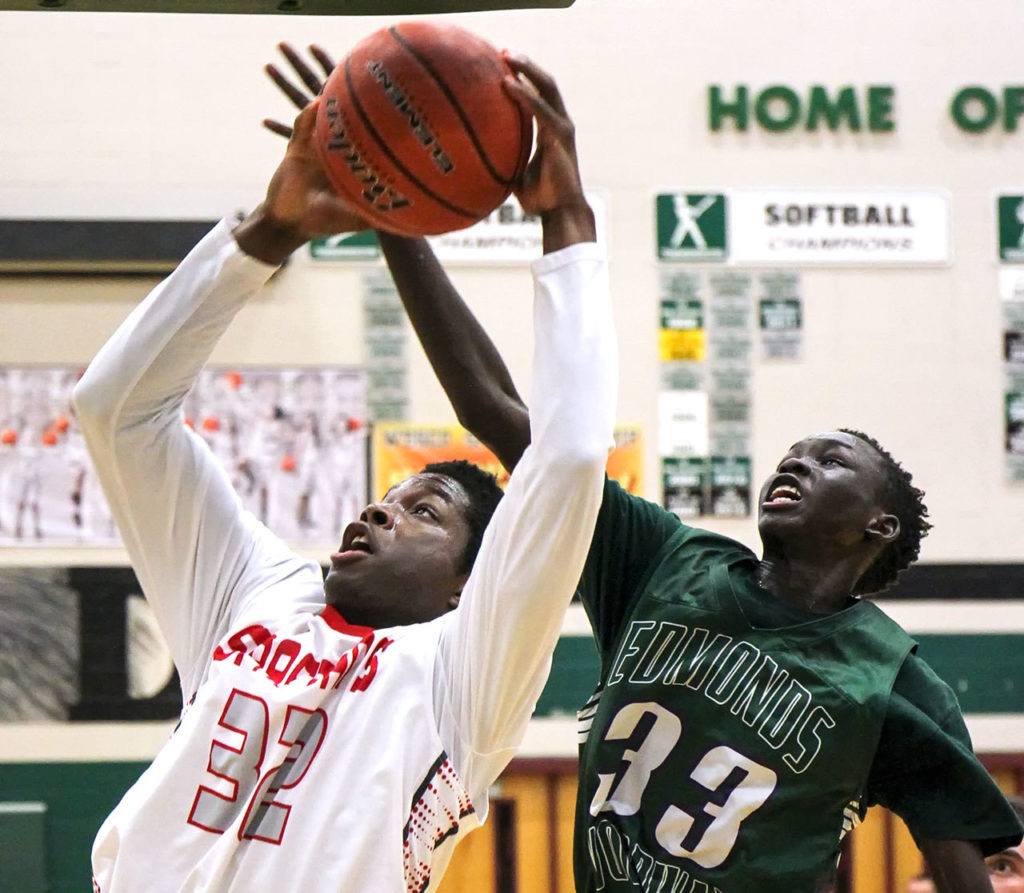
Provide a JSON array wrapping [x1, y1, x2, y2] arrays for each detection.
[[656, 190, 950, 266]]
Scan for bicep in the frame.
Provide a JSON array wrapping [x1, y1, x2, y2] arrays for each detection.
[[917, 839, 992, 893], [80, 410, 272, 686], [435, 443, 607, 780], [868, 675, 1021, 857]]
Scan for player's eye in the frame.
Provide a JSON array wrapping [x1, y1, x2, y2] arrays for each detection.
[[821, 456, 843, 467], [413, 503, 438, 520], [988, 856, 1013, 875]]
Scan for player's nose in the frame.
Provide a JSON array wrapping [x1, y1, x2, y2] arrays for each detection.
[[360, 503, 395, 530], [777, 456, 811, 477]]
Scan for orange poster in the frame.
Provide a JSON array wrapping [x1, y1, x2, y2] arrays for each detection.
[[372, 423, 643, 499]]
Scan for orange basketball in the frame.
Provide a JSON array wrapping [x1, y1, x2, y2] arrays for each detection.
[[314, 22, 532, 237]]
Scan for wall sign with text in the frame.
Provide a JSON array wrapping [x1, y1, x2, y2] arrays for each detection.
[[656, 190, 950, 266], [309, 193, 607, 264], [706, 83, 1024, 134]]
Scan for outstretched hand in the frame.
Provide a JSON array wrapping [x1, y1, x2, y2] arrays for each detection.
[[235, 44, 367, 265], [262, 42, 336, 139], [256, 45, 593, 254], [502, 54, 595, 250]]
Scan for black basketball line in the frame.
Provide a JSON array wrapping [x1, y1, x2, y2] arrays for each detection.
[[344, 57, 480, 223], [387, 26, 518, 189]]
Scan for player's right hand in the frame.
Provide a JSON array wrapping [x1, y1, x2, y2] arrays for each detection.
[[235, 45, 368, 264], [263, 42, 336, 140], [262, 101, 367, 238]]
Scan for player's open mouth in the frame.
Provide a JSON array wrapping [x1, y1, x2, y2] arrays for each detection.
[[763, 480, 802, 510], [332, 523, 375, 563]]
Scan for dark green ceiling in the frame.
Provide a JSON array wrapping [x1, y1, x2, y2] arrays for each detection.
[[2, 0, 573, 12]]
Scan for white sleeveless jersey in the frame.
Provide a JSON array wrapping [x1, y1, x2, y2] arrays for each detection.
[[75, 220, 617, 892], [94, 606, 480, 892]]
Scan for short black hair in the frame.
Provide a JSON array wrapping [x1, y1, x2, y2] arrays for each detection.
[[840, 429, 932, 595], [422, 460, 504, 573]]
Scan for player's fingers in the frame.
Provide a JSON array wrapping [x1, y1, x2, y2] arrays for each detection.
[[503, 75, 559, 128], [504, 53, 568, 118], [309, 44, 337, 79], [265, 63, 310, 111], [290, 100, 320, 143], [279, 42, 324, 96], [503, 75, 573, 145], [262, 118, 294, 139]]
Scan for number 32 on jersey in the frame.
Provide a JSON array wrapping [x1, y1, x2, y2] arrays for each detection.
[[589, 702, 777, 869], [187, 688, 328, 844]]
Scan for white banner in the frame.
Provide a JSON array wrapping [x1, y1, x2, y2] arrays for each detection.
[[729, 190, 950, 266], [657, 391, 709, 457], [307, 191, 608, 264], [1000, 267, 1024, 302], [0, 365, 367, 546], [428, 190, 608, 263]]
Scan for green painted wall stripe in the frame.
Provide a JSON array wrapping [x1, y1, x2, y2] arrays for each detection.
[[913, 634, 1023, 714], [0, 762, 149, 891]]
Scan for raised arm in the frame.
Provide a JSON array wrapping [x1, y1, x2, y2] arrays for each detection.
[[73, 103, 363, 694], [377, 233, 530, 470], [432, 55, 612, 795], [263, 43, 534, 471]]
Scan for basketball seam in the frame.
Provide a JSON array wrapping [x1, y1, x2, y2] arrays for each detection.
[[317, 99, 411, 220], [387, 26, 517, 189], [344, 57, 481, 222]]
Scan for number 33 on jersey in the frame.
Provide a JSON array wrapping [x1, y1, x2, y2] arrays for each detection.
[[574, 562, 914, 893]]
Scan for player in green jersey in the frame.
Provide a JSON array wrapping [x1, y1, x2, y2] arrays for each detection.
[[266, 47, 1023, 893]]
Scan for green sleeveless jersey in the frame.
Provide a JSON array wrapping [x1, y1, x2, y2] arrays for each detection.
[[574, 524, 914, 893]]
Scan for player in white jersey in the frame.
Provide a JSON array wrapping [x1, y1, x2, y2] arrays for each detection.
[[76, 56, 616, 893]]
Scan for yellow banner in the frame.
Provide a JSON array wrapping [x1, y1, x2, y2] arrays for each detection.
[[372, 423, 643, 499], [659, 328, 706, 362]]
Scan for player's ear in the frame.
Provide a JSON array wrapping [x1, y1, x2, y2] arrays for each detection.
[[866, 513, 900, 544], [447, 575, 468, 611]]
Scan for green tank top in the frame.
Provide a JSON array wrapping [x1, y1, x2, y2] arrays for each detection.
[[574, 530, 914, 893]]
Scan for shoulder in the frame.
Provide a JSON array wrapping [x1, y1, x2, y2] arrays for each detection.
[[665, 525, 757, 568], [638, 525, 757, 603], [868, 652, 1022, 855], [871, 651, 973, 779], [597, 476, 678, 530], [890, 650, 966, 731], [598, 477, 752, 560]]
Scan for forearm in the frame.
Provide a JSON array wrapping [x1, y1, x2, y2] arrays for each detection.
[[541, 200, 596, 254], [74, 219, 277, 432], [438, 242, 617, 763], [919, 838, 993, 892], [378, 231, 530, 470], [72, 221, 280, 679]]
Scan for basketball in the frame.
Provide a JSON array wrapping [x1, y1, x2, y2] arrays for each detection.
[[314, 22, 533, 237]]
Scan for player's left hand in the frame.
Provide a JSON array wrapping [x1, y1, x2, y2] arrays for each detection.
[[502, 54, 587, 217], [502, 54, 595, 250]]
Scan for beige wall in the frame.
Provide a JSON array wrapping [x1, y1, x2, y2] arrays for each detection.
[[2, 0, 1023, 564]]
